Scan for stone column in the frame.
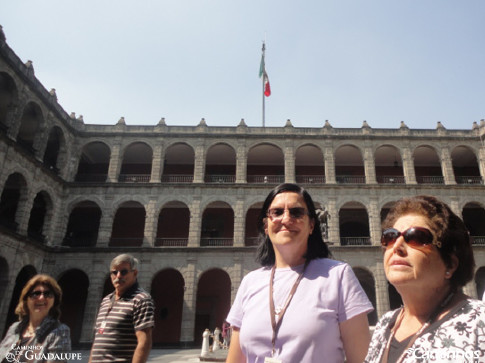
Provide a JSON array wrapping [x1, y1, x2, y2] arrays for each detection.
[[401, 147, 417, 184], [463, 281, 478, 299], [235, 143, 247, 184], [448, 197, 461, 218], [180, 258, 197, 343], [364, 146, 376, 184], [233, 198, 245, 247], [6, 102, 24, 141], [374, 266, 390, 319], [47, 198, 63, 246], [324, 146, 336, 184], [17, 190, 35, 236], [150, 143, 164, 183], [440, 147, 456, 185], [33, 123, 49, 163], [368, 197, 381, 246], [193, 144, 206, 183], [0, 143, 8, 174], [52, 198, 70, 246], [107, 141, 122, 183], [143, 200, 157, 246], [63, 142, 82, 182], [478, 146, 485, 182], [188, 197, 202, 247], [327, 197, 339, 245], [80, 274, 105, 342], [97, 208, 113, 247], [284, 142, 295, 183]]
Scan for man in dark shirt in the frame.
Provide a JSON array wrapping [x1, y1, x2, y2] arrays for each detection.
[[89, 254, 155, 363]]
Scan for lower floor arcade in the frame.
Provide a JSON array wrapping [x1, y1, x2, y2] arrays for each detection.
[[1, 240, 484, 347]]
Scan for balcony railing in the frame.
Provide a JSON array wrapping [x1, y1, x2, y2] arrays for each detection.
[[62, 236, 97, 247], [75, 174, 108, 182], [296, 175, 326, 184], [336, 175, 366, 184], [161, 175, 194, 183], [119, 174, 151, 183], [455, 176, 483, 185], [247, 175, 285, 184], [205, 175, 236, 183], [200, 238, 233, 247], [109, 237, 144, 246], [155, 238, 188, 247], [340, 237, 371, 246], [377, 175, 405, 184], [416, 176, 445, 184], [245, 237, 259, 246], [471, 236, 485, 245]]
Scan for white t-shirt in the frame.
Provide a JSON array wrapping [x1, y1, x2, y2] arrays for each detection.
[[226, 258, 373, 363]]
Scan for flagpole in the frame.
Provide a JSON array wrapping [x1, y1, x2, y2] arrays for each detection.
[[262, 42, 266, 128]]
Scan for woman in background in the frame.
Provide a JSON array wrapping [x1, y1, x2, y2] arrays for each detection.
[[0, 274, 71, 363]]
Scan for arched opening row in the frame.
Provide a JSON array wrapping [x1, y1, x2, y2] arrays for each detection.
[[75, 141, 484, 185], [3, 174, 484, 247], [0, 73, 67, 175], [0, 73, 483, 186]]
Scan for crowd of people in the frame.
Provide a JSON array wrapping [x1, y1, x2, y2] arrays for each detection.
[[1, 183, 484, 363]]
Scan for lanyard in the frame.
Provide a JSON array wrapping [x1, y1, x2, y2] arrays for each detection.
[[269, 261, 309, 357], [380, 291, 454, 363]]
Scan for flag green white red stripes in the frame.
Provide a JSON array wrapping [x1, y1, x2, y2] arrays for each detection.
[[259, 50, 271, 97]]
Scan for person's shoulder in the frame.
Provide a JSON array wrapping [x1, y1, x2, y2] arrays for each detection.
[[101, 292, 114, 302], [243, 266, 270, 279], [463, 297, 485, 314], [56, 323, 70, 333], [5, 321, 20, 335], [310, 257, 345, 268], [133, 286, 154, 302], [308, 257, 348, 274], [375, 308, 401, 329]]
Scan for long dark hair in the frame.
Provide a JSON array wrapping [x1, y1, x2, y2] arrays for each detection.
[[256, 183, 330, 266]]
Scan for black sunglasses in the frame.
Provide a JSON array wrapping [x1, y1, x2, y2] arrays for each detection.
[[111, 269, 132, 276], [29, 290, 54, 299], [381, 227, 441, 249], [267, 207, 309, 221]]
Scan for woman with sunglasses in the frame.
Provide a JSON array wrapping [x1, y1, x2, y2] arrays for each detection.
[[0, 274, 71, 363], [226, 183, 373, 363], [365, 195, 485, 363]]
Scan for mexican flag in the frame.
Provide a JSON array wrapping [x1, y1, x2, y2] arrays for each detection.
[[259, 54, 271, 97]]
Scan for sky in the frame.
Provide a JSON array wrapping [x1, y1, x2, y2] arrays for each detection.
[[1, 0, 484, 130]]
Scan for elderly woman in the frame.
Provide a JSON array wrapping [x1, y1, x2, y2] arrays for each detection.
[[226, 183, 373, 363], [0, 274, 71, 363], [365, 195, 485, 363]]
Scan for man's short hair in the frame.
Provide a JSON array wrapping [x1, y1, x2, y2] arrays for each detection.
[[110, 254, 139, 271]]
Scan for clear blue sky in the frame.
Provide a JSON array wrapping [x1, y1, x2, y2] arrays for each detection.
[[1, 0, 484, 129]]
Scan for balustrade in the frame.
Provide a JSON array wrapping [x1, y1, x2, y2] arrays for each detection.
[[340, 237, 371, 246], [200, 238, 233, 247]]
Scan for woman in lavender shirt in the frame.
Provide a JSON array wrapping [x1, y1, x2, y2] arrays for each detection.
[[226, 183, 373, 363]]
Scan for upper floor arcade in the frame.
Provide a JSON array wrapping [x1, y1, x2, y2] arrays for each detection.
[[2, 46, 485, 189], [71, 137, 485, 187]]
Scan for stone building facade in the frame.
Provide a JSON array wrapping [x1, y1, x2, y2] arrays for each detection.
[[0, 30, 484, 347]]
